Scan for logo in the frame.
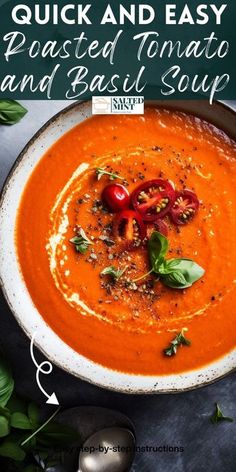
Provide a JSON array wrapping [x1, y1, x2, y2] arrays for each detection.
[[92, 96, 144, 115]]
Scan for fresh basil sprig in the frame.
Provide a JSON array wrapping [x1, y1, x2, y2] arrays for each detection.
[[101, 265, 128, 281], [134, 231, 205, 289], [70, 228, 93, 254], [0, 100, 27, 125], [164, 329, 191, 356], [96, 167, 124, 181], [210, 403, 234, 424]]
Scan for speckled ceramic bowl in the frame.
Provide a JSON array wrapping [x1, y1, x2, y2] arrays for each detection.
[[0, 100, 235, 393]]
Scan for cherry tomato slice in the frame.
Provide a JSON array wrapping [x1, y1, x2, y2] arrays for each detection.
[[170, 190, 199, 225], [113, 210, 147, 249], [131, 179, 175, 222], [154, 219, 169, 237], [102, 184, 130, 212], [147, 219, 169, 238]]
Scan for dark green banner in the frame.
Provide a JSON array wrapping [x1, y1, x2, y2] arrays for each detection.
[[0, 0, 235, 100]]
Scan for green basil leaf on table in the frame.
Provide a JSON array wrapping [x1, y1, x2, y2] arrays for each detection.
[[0, 414, 10, 438], [0, 405, 10, 418], [27, 402, 40, 428], [0, 100, 27, 125], [10, 412, 32, 430], [7, 394, 28, 414], [0, 440, 26, 461], [211, 403, 234, 424], [38, 422, 79, 447], [0, 358, 14, 407], [23, 465, 42, 472]]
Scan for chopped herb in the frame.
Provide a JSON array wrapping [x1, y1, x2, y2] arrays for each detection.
[[101, 265, 128, 281], [210, 403, 234, 424], [96, 167, 124, 181], [70, 228, 93, 254], [133, 231, 205, 289], [164, 328, 191, 356], [99, 235, 115, 247]]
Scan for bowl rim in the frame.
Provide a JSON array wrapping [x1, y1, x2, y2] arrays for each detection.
[[0, 99, 235, 394]]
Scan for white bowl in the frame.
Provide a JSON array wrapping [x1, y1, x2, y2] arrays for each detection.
[[0, 100, 235, 393]]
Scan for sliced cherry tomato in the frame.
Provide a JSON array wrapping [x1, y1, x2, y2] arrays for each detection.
[[147, 219, 169, 238], [102, 184, 130, 212], [154, 219, 169, 237], [170, 190, 199, 225], [113, 210, 146, 249], [131, 179, 175, 222]]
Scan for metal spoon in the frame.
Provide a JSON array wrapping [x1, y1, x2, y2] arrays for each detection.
[[78, 427, 135, 472], [56, 406, 135, 471]]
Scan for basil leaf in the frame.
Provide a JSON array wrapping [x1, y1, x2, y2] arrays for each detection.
[[23, 466, 42, 472], [11, 412, 32, 430], [38, 422, 79, 447], [163, 272, 191, 289], [28, 402, 40, 427], [0, 100, 27, 125], [159, 258, 205, 289], [101, 265, 127, 281], [7, 394, 27, 414], [161, 258, 205, 280], [0, 440, 26, 461], [0, 415, 10, 438], [211, 403, 234, 424], [148, 231, 169, 272], [0, 358, 14, 407]]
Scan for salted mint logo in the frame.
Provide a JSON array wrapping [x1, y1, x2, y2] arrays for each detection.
[[92, 96, 144, 115]]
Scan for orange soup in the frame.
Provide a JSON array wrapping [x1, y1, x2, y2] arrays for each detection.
[[16, 107, 236, 375]]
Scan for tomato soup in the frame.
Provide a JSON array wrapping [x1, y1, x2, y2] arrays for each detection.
[[16, 107, 236, 375]]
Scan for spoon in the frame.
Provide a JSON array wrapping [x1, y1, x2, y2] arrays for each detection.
[[78, 427, 135, 472], [57, 406, 135, 471]]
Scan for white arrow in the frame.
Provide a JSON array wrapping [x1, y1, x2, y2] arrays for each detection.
[[30, 332, 60, 406]]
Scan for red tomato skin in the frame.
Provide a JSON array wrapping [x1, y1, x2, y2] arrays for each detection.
[[102, 184, 130, 212], [154, 219, 169, 237], [131, 179, 175, 222], [170, 190, 199, 225], [113, 209, 147, 249]]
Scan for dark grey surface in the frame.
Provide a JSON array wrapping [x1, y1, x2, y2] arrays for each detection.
[[0, 101, 235, 472]]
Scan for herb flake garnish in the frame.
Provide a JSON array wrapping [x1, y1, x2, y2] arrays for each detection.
[[133, 231, 205, 289], [164, 329, 191, 356], [210, 403, 234, 424], [101, 265, 128, 281], [70, 228, 93, 254], [96, 167, 124, 181]]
